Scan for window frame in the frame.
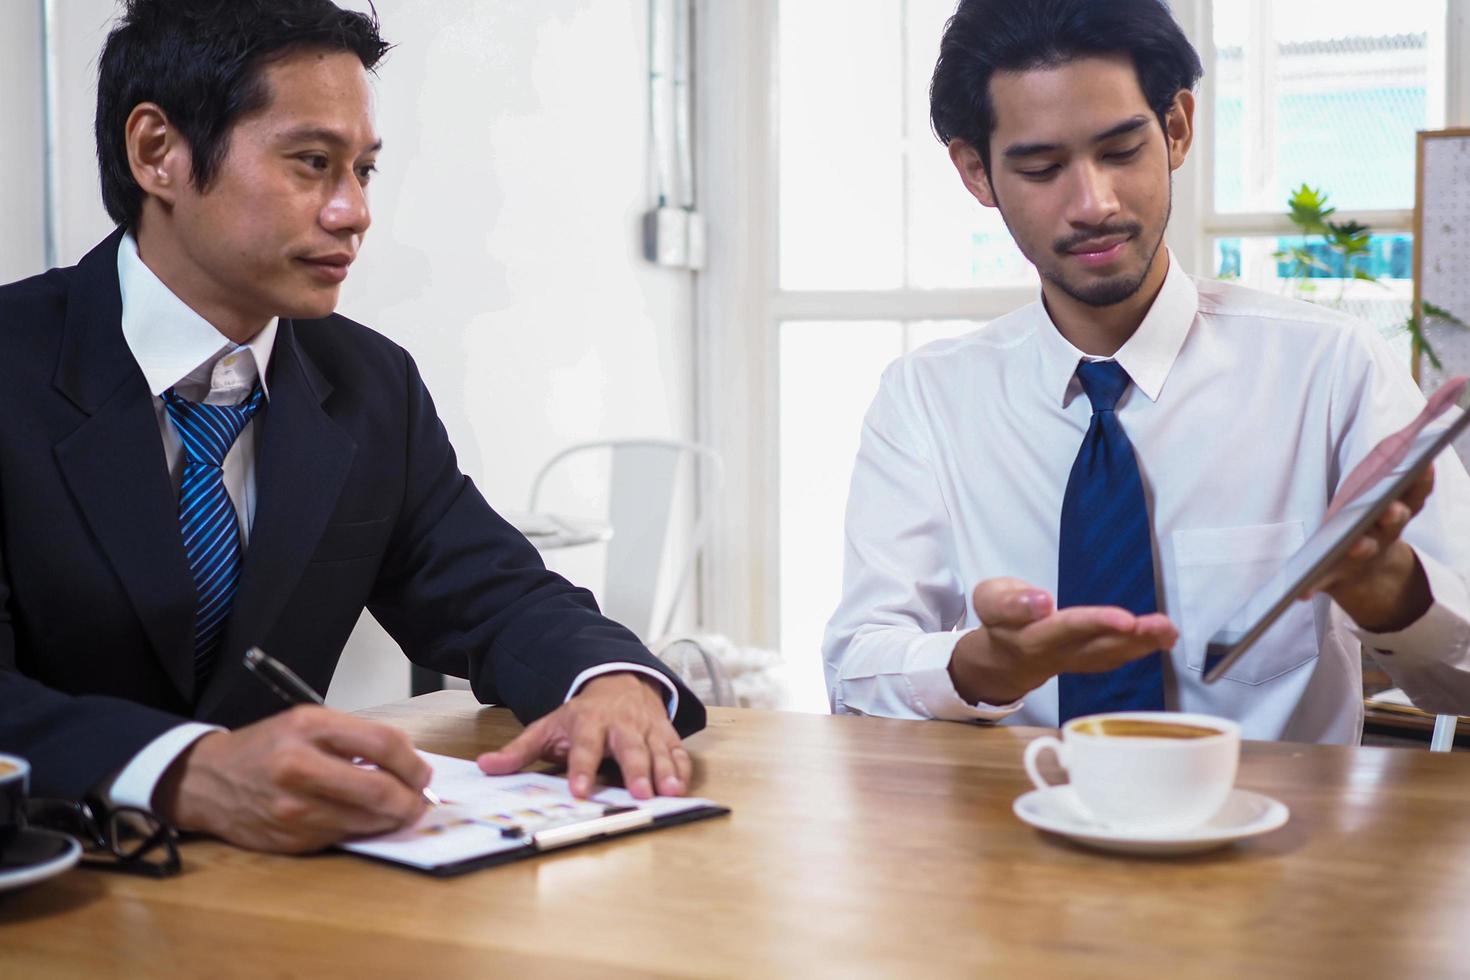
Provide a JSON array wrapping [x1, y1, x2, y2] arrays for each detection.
[[694, 0, 1470, 648]]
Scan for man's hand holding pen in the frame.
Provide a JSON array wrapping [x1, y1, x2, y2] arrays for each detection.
[[153, 706, 433, 854], [152, 650, 691, 853]]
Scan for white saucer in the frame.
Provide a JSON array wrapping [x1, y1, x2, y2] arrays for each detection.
[[0, 827, 83, 892], [1013, 786, 1289, 856]]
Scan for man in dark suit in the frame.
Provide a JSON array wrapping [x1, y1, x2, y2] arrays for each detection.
[[0, 0, 705, 854]]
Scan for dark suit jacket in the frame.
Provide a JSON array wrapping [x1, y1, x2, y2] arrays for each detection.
[[0, 231, 705, 799]]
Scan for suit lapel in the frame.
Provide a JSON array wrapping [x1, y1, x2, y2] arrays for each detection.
[[52, 231, 198, 703], [197, 322, 356, 717]]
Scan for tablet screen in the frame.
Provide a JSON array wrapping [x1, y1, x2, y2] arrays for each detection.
[[1202, 401, 1470, 683]]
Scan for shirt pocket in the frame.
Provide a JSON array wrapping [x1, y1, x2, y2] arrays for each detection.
[[1172, 521, 1318, 686]]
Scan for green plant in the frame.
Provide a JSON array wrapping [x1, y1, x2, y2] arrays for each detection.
[[1412, 300, 1470, 373], [1274, 183, 1467, 372], [1275, 184, 1375, 304]]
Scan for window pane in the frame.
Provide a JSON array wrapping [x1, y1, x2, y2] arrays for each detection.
[[904, 0, 1036, 289], [1211, 234, 1414, 361], [778, 319, 986, 699], [779, 2, 905, 289], [1212, 0, 1447, 213], [779, 321, 902, 673], [906, 319, 986, 351], [779, 0, 1037, 291]]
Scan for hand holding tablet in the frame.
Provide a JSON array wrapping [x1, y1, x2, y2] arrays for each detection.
[[1203, 377, 1470, 683]]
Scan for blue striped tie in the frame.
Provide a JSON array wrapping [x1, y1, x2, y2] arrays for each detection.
[[1057, 360, 1164, 721], [162, 383, 266, 688]]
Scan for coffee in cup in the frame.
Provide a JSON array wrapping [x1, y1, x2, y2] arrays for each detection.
[[1023, 711, 1240, 833], [1, 753, 31, 855]]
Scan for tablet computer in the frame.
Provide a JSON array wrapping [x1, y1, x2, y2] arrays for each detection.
[[1202, 386, 1470, 684]]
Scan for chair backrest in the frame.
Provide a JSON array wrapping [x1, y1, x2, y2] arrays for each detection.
[[528, 439, 723, 641], [1431, 714, 1459, 752]]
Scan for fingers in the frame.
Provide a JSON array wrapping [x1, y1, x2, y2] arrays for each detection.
[[973, 577, 1054, 629], [1022, 605, 1158, 649], [607, 726, 654, 800], [1402, 463, 1435, 514], [307, 710, 431, 792], [665, 744, 693, 796], [296, 785, 424, 842], [482, 674, 693, 800], [1030, 608, 1176, 671], [275, 750, 426, 827], [476, 718, 554, 776], [565, 718, 609, 799], [1067, 633, 1170, 674], [645, 729, 690, 797], [1310, 497, 1418, 598]]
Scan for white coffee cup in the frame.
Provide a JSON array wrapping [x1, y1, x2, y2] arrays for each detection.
[[1023, 711, 1240, 833]]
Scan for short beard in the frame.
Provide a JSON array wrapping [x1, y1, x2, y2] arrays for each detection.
[[1001, 175, 1174, 309], [1044, 256, 1156, 308]]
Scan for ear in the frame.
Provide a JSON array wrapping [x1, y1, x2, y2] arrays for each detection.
[[125, 102, 191, 207], [948, 139, 998, 209], [1164, 90, 1195, 172]]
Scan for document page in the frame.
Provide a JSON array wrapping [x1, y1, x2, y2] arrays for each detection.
[[340, 752, 716, 870]]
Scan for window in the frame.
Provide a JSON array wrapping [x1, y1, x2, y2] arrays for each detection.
[[769, 0, 1030, 694], [1200, 1, 1455, 350], [778, 319, 981, 680], [696, 0, 1470, 683], [777, 0, 1034, 292]]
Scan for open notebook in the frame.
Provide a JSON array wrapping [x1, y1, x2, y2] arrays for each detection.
[[340, 751, 728, 876]]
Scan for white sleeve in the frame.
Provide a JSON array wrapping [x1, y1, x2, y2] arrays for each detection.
[[103, 723, 223, 812], [821, 362, 1021, 722], [565, 663, 679, 720], [1331, 323, 1470, 715]]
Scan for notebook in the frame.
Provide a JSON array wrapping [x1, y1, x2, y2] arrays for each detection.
[[339, 751, 729, 876]]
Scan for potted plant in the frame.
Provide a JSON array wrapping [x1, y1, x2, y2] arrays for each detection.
[[1273, 184, 1468, 380]]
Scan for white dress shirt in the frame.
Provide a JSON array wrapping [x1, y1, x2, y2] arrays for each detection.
[[107, 234, 675, 811], [823, 253, 1470, 744]]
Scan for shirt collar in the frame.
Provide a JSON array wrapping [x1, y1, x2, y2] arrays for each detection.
[[117, 232, 276, 398], [1033, 248, 1199, 407]]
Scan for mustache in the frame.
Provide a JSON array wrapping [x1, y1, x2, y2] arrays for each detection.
[[1053, 223, 1142, 255]]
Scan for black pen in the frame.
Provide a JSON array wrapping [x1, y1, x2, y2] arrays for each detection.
[[243, 646, 443, 807]]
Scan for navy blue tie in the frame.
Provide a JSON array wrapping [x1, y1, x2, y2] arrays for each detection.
[[163, 383, 266, 688], [1056, 360, 1164, 721]]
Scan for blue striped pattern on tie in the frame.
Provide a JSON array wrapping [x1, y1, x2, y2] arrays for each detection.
[[1056, 360, 1165, 721], [163, 383, 266, 688]]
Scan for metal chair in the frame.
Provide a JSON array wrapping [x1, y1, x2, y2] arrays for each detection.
[[1431, 714, 1459, 752], [528, 438, 724, 641]]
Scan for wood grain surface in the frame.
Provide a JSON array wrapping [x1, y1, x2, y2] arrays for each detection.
[[4, 691, 1469, 978]]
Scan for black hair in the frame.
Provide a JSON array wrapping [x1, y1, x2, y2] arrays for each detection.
[[929, 0, 1203, 174], [95, 0, 392, 228]]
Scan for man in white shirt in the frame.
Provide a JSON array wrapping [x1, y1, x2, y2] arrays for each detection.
[[0, 0, 701, 855], [823, 0, 1470, 742]]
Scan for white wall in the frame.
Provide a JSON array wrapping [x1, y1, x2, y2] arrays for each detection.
[[3, 0, 697, 711], [329, 0, 697, 708], [0, 1, 46, 282]]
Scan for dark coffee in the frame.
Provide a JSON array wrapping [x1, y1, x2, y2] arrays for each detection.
[[1, 756, 28, 857], [1073, 718, 1223, 739]]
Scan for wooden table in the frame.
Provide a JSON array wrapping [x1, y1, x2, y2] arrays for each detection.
[[5, 692, 1470, 978]]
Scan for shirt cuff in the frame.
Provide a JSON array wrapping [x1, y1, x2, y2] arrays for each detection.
[[1352, 548, 1470, 664], [903, 629, 1024, 722], [103, 722, 224, 812], [566, 663, 679, 721]]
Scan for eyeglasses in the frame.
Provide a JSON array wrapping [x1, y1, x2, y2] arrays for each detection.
[[24, 798, 182, 878]]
